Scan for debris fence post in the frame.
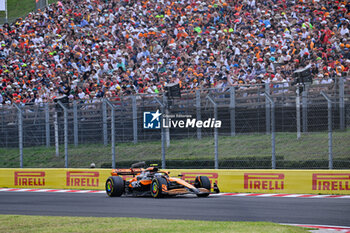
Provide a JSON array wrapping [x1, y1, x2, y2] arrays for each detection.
[[154, 97, 166, 169], [102, 99, 108, 146], [132, 96, 138, 144], [265, 83, 271, 134], [14, 104, 23, 168], [73, 100, 78, 147], [302, 85, 308, 133], [105, 99, 116, 169], [163, 94, 170, 147], [196, 90, 202, 139], [230, 86, 236, 137], [339, 77, 345, 131], [296, 87, 301, 139], [45, 103, 50, 147], [206, 95, 218, 169], [320, 91, 333, 170], [57, 101, 68, 168], [54, 111, 59, 157], [264, 93, 276, 169]]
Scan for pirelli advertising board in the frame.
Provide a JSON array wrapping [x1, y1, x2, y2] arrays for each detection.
[[0, 169, 111, 190], [0, 169, 349, 195]]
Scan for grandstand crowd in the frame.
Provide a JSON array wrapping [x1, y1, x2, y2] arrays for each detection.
[[0, 0, 349, 105]]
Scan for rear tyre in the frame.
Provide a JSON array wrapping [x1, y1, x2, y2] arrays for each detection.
[[195, 176, 211, 197], [151, 177, 167, 198], [106, 176, 124, 197]]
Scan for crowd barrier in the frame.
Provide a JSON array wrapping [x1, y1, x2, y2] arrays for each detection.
[[0, 169, 349, 195]]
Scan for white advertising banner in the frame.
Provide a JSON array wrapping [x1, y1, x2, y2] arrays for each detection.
[[0, 0, 6, 11]]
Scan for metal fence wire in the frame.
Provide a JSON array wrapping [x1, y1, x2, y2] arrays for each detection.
[[0, 79, 349, 169]]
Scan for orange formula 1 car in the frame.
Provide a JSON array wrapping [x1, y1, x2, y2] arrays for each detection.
[[105, 162, 219, 198]]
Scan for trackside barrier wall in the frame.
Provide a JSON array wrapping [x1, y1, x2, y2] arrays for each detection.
[[0, 169, 349, 195]]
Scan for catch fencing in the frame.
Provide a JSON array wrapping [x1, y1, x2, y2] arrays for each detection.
[[1, 78, 349, 169]]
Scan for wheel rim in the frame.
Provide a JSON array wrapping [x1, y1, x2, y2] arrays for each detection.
[[106, 180, 113, 193], [152, 181, 159, 196]]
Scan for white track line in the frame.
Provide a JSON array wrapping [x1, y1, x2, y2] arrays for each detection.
[[0, 188, 349, 198]]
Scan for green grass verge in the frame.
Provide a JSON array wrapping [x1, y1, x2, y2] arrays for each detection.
[[0, 215, 310, 233], [1, 131, 349, 168]]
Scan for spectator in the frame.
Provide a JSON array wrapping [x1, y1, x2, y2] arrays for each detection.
[[0, 0, 349, 105]]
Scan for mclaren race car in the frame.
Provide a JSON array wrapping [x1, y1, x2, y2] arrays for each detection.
[[105, 162, 219, 198]]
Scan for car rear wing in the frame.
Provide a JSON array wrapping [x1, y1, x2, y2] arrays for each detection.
[[111, 168, 143, 176]]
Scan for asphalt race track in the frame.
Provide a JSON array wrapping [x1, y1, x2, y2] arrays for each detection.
[[0, 192, 349, 226]]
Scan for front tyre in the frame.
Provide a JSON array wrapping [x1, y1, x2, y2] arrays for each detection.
[[106, 176, 124, 197], [195, 176, 211, 197], [151, 177, 167, 198]]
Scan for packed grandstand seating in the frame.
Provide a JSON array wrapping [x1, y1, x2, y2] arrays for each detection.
[[0, 0, 349, 105]]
